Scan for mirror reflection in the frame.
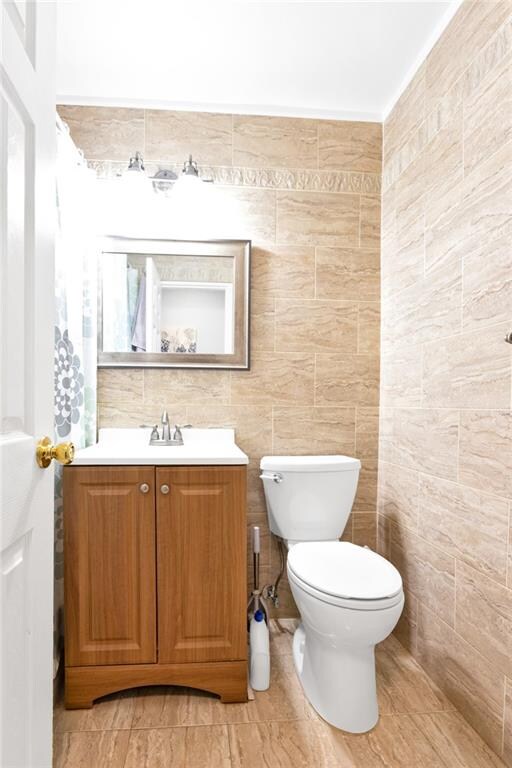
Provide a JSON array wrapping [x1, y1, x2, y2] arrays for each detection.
[[102, 253, 235, 355], [98, 238, 250, 369]]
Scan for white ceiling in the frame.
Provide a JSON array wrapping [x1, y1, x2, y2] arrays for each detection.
[[56, 0, 462, 122]]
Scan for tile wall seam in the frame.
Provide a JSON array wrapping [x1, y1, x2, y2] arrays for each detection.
[[462, 12, 512, 109], [276, 298, 366, 306], [356, 303, 360, 354], [231, 113, 234, 167], [381, 322, 509, 352], [313, 246, 317, 300], [461, 70, 466, 185], [392, 509, 511, 593], [272, 296, 277, 354], [449, 623, 510, 701], [313, 353, 317, 407], [378, 456, 511, 502], [414, 467, 511, 506], [457, 558, 512, 601], [501, 672, 507, 757], [389, 518, 460, 567], [371, 405, 509, 413], [358, 193, 362, 248], [414, 468, 421, 531], [419, 590, 488, 671], [274, 188, 278, 250], [382, 118, 426, 190], [416, 603, 508, 738], [507, 503, 511, 590], [419, 336, 425, 410], [461, 314, 512, 335], [456, 409, 461, 485], [379, 510, 418, 538], [454, 556, 458, 635], [385, 70, 461, 189]]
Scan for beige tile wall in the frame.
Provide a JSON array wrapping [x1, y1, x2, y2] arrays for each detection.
[[379, 1, 512, 763], [58, 105, 382, 617]]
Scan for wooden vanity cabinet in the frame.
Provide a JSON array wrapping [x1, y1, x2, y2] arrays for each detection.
[[157, 467, 247, 664], [64, 466, 157, 668], [63, 464, 247, 708]]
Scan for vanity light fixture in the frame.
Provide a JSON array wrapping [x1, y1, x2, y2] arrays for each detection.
[[174, 154, 213, 188], [123, 151, 152, 192], [122, 152, 211, 192], [182, 154, 200, 178], [127, 151, 145, 174]]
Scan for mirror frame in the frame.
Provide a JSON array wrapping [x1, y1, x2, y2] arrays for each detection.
[[98, 236, 251, 369]]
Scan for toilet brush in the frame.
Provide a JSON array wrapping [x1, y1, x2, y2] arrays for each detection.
[[247, 526, 268, 623]]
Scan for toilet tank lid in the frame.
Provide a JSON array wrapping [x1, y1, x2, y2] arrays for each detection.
[[260, 455, 361, 473]]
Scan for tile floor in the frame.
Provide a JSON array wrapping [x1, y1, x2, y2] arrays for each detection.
[[54, 621, 505, 767]]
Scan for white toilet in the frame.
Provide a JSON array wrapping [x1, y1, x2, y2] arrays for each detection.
[[260, 455, 404, 734]]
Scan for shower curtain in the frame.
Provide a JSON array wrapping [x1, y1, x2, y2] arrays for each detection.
[[54, 117, 98, 675]]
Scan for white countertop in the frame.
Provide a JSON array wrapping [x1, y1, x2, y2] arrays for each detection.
[[72, 428, 249, 466]]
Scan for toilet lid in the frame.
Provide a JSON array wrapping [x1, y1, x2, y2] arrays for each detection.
[[287, 541, 402, 601]]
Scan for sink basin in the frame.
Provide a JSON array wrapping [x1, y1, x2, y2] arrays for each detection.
[[72, 427, 249, 466]]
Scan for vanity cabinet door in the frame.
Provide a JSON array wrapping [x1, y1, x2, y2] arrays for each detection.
[[64, 467, 157, 667], [156, 466, 247, 664]]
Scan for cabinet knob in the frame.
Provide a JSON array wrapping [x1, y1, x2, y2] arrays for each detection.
[[160, 484, 170, 495], [139, 483, 150, 494]]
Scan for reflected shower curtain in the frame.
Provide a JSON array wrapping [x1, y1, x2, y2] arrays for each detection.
[[53, 118, 98, 675], [101, 252, 129, 351]]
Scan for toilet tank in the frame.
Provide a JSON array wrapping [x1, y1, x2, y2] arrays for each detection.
[[260, 456, 361, 542]]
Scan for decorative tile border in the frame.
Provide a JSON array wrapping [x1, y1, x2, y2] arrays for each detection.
[[88, 159, 381, 195]]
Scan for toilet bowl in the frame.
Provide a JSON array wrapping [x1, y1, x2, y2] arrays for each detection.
[[260, 455, 404, 733], [288, 541, 403, 733]]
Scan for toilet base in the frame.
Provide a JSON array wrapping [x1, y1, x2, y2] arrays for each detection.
[[292, 623, 379, 734]]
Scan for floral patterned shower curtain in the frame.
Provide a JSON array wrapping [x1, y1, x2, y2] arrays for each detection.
[[53, 118, 98, 674]]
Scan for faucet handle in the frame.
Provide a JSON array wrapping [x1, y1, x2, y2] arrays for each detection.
[[173, 424, 192, 442]]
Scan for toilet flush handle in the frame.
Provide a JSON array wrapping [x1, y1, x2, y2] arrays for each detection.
[[260, 472, 283, 484]]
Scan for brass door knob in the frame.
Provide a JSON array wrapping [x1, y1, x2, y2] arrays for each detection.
[[36, 437, 75, 468]]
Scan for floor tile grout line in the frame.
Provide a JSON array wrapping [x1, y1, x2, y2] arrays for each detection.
[[56, 704, 477, 738]]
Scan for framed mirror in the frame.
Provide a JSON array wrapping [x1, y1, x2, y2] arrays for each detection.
[[98, 237, 250, 369]]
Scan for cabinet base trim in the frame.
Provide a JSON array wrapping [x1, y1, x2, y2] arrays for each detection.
[[64, 660, 248, 709]]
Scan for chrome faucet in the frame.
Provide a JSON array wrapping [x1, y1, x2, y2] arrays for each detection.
[[141, 413, 192, 446], [161, 410, 171, 442]]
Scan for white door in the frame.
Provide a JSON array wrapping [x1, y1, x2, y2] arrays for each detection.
[[1, 2, 56, 767]]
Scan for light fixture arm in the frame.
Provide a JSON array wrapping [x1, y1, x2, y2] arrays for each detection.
[[182, 154, 199, 177], [127, 151, 145, 172]]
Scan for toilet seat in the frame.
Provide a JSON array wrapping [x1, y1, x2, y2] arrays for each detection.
[[287, 541, 403, 611]]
